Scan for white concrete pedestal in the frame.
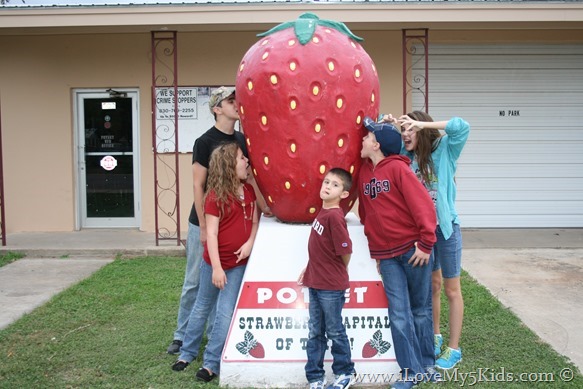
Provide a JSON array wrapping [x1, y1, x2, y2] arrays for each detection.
[[220, 214, 399, 387]]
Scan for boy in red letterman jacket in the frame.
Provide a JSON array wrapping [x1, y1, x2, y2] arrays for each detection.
[[358, 117, 438, 389]]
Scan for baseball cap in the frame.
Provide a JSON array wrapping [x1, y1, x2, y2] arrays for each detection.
[[209, 86, 235, 114], [363, 116, 402, 156]]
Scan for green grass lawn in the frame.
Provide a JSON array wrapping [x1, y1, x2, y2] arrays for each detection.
[[0, 256, 581, 388], [0, 251, 24, 268]]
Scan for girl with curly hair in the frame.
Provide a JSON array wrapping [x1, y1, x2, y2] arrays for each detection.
[[172, 141, 258, 383]]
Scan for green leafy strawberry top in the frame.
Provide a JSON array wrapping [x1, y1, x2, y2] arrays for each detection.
[[257, 12, 363, 45]]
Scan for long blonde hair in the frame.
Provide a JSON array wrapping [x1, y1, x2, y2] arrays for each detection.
[[204, 142, 243, 217]]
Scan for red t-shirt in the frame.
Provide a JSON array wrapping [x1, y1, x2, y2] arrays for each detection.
[[303, 207, 352, 291], [203, 183, 256, 270]]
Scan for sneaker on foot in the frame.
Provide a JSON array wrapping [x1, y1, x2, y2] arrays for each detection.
[[436, 347, 462, 370], [171, 360, 189, 371], [167, 339, 182, 355], [327, 373, 355, 389], [195, 367, 217, 383], [434, 334, 443, 357], [309, 378, 327, 389]]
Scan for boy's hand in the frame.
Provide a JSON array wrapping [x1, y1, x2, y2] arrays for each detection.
[[261, 206, 274, 217], [199, 227, 207, 244], [297, 268, 306, 285], [408, 243, 430, 267]]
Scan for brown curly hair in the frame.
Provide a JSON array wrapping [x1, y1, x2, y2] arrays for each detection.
[[406, 110, 442, 186], [204, 142, 243, 217]]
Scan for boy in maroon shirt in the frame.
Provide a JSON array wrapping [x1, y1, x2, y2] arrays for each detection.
[[298, 168, 356, 389]]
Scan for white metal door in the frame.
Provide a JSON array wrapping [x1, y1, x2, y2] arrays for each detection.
[[75, 89, 141, 228], [413, 44, 583, 227]]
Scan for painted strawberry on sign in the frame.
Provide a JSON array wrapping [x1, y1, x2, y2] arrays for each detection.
[[362, 329, 391, 358], [236, 13, 380, 223], [236, 330, 265, 359]]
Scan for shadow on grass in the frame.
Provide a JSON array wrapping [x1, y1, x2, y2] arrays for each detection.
[[0, 257, 580, 388]]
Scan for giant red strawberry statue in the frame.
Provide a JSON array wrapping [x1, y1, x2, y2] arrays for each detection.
[[236, 13, 379, 223]]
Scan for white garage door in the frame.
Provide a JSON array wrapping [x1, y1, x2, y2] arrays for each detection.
[[413, 44, 583, 228]]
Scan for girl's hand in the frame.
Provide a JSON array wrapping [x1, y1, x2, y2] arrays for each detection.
[[398, 115, 423, 132], [234, 241, 253, 263], [212, 267, 227, 290], [380, 114, 399, 125]]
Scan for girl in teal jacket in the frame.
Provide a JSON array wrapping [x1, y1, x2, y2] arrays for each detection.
[[384, 112, 470, 371]]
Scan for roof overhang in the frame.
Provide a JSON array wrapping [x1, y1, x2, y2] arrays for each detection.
[[1, 3, 583, 35]]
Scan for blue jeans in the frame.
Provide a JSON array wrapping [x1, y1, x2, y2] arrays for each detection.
[[379, 247, 434, 379], [173, 222, 215, 341], [178, 261, 246, 374], [432, 223, 463, 278], [305, 288, 355, 383]]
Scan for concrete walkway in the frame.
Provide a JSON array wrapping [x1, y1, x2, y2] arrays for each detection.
[[0, 258, 113, 330], [0, 227, 582, 374]]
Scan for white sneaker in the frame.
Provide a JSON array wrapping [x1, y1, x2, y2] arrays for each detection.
[[327, 373, 355, 389], [309, 378, 327, 389]]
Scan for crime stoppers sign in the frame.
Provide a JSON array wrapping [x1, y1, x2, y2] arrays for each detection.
[[220, 214, 400, 387]]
